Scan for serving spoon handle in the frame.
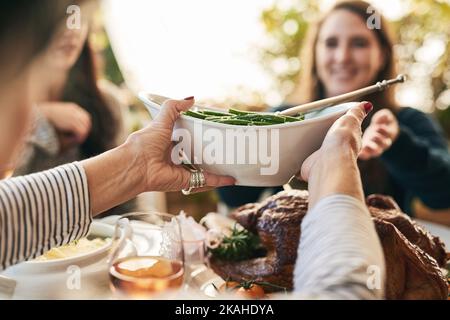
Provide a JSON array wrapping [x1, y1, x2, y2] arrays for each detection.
[[279, 74, 406, 116]]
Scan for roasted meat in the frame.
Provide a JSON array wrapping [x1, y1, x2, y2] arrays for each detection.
[[366, 194, 447, 267], [210, 190, 308, 290], [209, 190, 448, 299]]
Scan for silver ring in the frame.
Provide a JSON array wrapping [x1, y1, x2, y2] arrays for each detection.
[[182, 170, 206, 195]]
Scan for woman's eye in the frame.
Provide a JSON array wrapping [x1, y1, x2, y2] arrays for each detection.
[[325, 38, 338, 48], [351, 38, 369, 48]]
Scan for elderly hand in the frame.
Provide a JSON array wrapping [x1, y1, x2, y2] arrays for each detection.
[[359, 108, 399, 160], [84, 97, 236, 214], [125, 97, 235, 193]]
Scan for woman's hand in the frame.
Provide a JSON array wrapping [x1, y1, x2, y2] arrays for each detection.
[[83, 97, 236, 214], [127, 97, 236, 192], [359, 108, 399, 160], [299, 102, 372, 207], [39, 102, 92, 148]]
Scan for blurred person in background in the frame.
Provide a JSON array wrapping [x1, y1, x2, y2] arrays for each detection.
[[13, 18, 141, 215], [218, 0, 450, 225], [0, 0, 234, 270]]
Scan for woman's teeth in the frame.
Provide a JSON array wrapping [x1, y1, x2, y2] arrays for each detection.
[[331, 69, 356, 79]]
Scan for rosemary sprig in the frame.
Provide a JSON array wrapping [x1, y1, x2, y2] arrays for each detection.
[[209, 224, 260, 261]]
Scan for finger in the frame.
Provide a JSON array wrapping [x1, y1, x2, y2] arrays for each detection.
[[73, 109, 91, 130], [371, 132, 392, 150], [204, 171, 236, 188], [70, 120, 90, 142], [372, 109, 394, 125], [189, 186, 217, 194], [155, 97, 195, 128], [367, 139, 381, 151], [173, 167, 235, 192], [79, 112, 92, 130], [375, 125, 391, 138], [345, 101, 372, 125], [74, 118, 90, 137], [359, 145, 376, 160]]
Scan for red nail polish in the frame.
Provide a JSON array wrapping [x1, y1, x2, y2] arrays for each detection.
[[184, 96, 194, 100], [363, 102, 373, 114]]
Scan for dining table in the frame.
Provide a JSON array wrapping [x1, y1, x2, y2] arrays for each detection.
[[1, 217, 449, 300]]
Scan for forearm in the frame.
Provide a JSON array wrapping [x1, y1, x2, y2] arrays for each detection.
[[294, 195, 385, 299], [0, 163, 91, 270], [81, 140, 145, 215], [307, 150, 364, 208]]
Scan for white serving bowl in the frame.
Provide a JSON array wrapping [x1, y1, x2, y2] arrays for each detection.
[[139, 93, 358, 187]]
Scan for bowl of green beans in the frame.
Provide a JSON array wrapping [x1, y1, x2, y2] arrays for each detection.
[[181, 108, 305, 126], [139, 92, 357, 186]]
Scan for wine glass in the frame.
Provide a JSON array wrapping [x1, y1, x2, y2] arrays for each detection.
[[108, 212, 185, 299]]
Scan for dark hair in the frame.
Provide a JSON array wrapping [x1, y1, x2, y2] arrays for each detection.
[[289, 0, 399, 119], [0, 1, 82, 80], [63, 38, 121, 157]]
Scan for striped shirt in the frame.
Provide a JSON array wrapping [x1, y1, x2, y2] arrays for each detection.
[[294, 194, 386, 300], [0, 162, 91, 270]]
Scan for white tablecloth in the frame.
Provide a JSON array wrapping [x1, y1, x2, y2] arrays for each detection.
[[1, 219, 449, 299]]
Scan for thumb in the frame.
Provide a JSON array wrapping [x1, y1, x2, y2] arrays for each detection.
[[154, 97, 195, 128], [346, 101, 372, 125]]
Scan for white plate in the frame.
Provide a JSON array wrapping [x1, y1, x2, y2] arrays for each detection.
[[6, 221, 114, 274], [139, 92, 356, 186]]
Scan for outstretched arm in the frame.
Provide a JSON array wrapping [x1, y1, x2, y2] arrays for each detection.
[[294, 102, 386, 299]]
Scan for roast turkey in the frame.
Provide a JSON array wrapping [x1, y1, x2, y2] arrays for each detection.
[[209, 190, 448, 299]]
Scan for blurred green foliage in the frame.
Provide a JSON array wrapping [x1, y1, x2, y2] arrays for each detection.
[[259, 0, 450, 136], [102, 40, 125, 85]]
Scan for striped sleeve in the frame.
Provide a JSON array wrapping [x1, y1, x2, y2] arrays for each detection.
[[293, 195, 386, 300], [0, 162, 91, 270]]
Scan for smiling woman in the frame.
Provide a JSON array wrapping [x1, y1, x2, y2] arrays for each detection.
[[217, 1, 450, 220]]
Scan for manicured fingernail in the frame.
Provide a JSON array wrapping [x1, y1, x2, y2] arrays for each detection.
[[184, 96, 194, 100], [363, 101, 373, 114]]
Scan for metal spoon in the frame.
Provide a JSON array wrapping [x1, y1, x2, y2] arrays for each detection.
[[280, 74, 406, 116]]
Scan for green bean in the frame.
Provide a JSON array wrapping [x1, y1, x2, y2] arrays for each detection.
[[250, 121, 272, 126], [183, 110, 207, 119], [204, 116, 229, 121], [234, 114, 263, 120], [281, 115, 301, 122], [228, 108, 255, 116], [215, 119, 252, 125], [201, 110, 232, 117], [236, 114, 280, 124], [258, 115, 285, 123]]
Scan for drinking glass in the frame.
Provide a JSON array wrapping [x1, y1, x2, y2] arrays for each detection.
[[108, 212, 184, 299]]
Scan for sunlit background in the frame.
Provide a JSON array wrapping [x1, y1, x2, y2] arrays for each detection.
[[101, 0, 450, 113]]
